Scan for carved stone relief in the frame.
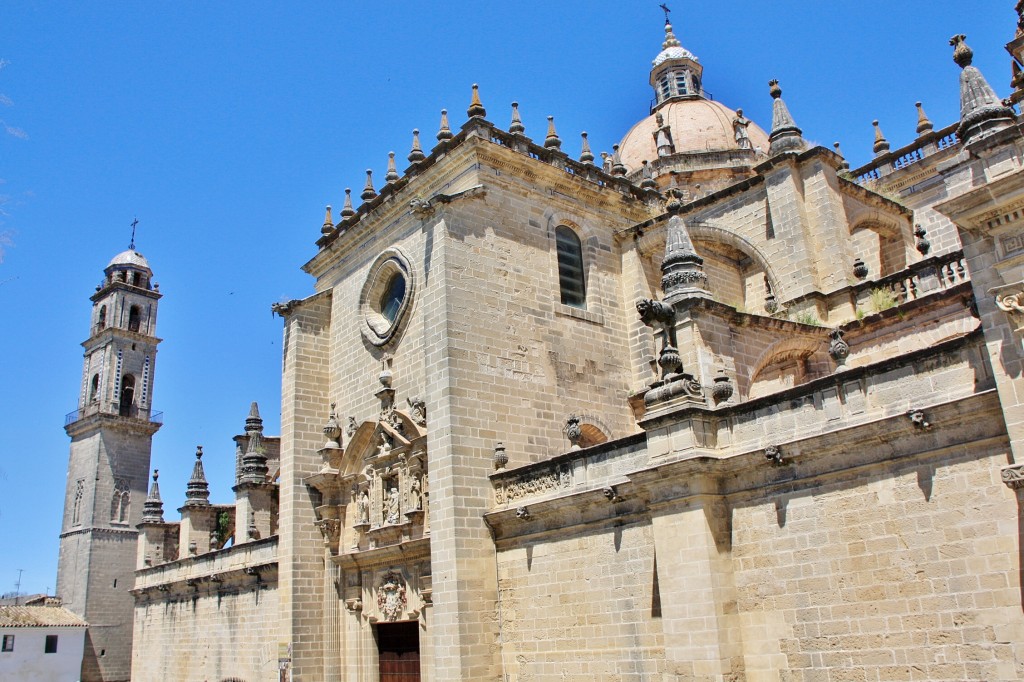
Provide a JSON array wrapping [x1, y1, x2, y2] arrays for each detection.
[[992, 280, 1024, 334], [495, 463, 572, 505], [1001, 464, 1024, 489], [376, 569, 408, 622]]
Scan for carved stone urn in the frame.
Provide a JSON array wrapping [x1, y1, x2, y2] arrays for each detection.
[[323, 403, 343, 449], [320, 403, 344, 470], [493, 442, 508, 471], [712, 370, 734, 404]]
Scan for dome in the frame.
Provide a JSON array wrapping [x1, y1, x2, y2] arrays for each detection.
[[107, 248, 152, 272], [653, 45, 696, 67], [617, 98, 770, 172]]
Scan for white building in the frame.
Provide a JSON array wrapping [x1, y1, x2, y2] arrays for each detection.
[[0, 603, 88, 682]]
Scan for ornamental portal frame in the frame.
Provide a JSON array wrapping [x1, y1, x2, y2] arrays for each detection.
[[306, 361, 432, 681]]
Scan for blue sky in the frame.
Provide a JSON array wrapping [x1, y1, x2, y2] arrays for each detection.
[[0, 1, 1014, 595]]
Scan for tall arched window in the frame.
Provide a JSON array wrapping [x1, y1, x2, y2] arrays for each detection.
[[128, 306, 141, 332], [555, 226, 586, 308], [72, 480, 84, 525], [89, 374, 100, 403], [97, 306, 107, 330], [119, 375, 136, 417], [110, 479, 130, 523]]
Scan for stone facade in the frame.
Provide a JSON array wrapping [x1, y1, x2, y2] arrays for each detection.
[[123, 6, 1024, 681], [132, 538, 278, 681]]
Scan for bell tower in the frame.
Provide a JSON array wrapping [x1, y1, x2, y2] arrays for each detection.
[[56, 243, 163, 682]]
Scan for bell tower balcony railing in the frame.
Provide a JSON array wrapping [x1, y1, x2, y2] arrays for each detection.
[[65, 404, 163, 427]]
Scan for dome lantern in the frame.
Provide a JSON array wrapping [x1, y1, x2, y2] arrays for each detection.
[[649, 16, 704, 110]]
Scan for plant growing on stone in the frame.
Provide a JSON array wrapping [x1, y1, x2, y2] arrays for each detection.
[[794, 310, 823, 326], [869, 287, 898, 313]]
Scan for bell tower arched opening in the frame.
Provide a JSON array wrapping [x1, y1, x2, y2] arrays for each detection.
[[128, 306, 141, 333], [119, 374, 136, 417]]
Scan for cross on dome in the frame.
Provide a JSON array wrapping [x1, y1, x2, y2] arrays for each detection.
[[652, 8, 697, 67]]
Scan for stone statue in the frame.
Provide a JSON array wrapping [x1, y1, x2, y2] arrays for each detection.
[[377, 432, 392, 458], [358, 490, 369, 524], [733, 109, 751, 149], [654, 112, 674, 156], [410, 475, 422, 511], [386, 487, 401, 524]]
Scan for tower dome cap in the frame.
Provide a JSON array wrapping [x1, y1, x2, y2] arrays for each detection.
[[107, 249, 151, 271]]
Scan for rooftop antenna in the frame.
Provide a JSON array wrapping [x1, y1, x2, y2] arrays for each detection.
[[129, 217, 139, 251], [14, 568, 23, 605], [659, 3, 671, 24]]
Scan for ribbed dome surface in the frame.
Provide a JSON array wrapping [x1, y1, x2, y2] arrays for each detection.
[[617, 99, 770, 172]]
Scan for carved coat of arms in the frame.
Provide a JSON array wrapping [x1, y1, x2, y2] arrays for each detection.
[[376, 570, 407, 622]]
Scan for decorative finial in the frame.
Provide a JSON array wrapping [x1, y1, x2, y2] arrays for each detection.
[[385, 152, 399, 183], [183, 446, 210, 507], [509, 102, 525, 135], [1012, 60, 1024, 95], [408, 129, 426, 163], [950, 33, 1015, 144], [129, 217, 139, 251], [767, 79, 806, 156], [436, 109, 453, 142], [641, 160, 657, 190], [544, 115, 562, 150], [246, 401, 262, 430], [341, 188, 355, 218], [142, 468, 164, 523], [467, 83, 486, 119], [914, 224, 931, 255], [833, 142, 849, 170], [950, 34, 973, 68], [661, 8, 681, 50], [323, 402, 343, 450], [321, 205, 334, 235], [872, 120, 890, 156], [240, 402, 270, 484], [361, 169, 377, 201], [661, 212, 710, 303], [579, 132, 594, 164], [493, 441, 508, 471], [660, 3, 671, 24], [611, 144, 626, 176], [915, 102, 934, 135]]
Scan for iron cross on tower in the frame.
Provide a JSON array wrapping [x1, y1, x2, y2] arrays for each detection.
[[129, 217, 139, 250], [660, 3, 671, 23]]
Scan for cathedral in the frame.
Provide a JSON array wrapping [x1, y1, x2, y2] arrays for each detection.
[[57, 4, 1024, 681]]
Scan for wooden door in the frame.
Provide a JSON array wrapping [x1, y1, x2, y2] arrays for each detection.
[[377, 621, 420, 681]]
